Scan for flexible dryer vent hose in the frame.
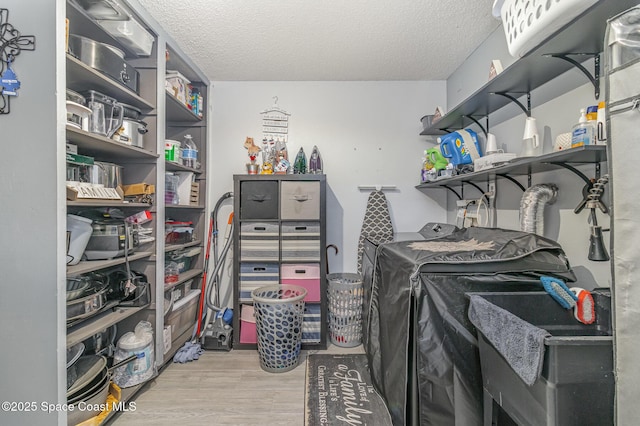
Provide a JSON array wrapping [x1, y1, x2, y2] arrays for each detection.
[[519, 183, 558, 235]]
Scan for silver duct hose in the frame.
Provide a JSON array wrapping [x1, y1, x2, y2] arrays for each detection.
[[519, 183, 558, 235]]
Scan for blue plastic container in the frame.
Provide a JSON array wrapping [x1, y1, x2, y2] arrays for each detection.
[[438, 129, 481, 166]]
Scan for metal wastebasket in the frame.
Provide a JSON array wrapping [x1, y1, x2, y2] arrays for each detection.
[[251, 284, 307, 373], [327, 273, 364, 347]]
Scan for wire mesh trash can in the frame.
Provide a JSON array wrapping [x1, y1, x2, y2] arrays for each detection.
[[251, 284, 307, 373], [328, 273, 364, 347]]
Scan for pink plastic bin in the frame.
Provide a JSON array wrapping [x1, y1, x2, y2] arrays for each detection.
[[280, 263, 321, 302], [239, 304, 257, 344]]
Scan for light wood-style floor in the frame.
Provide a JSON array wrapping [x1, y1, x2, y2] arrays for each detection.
[[110, 343, 364, 425]]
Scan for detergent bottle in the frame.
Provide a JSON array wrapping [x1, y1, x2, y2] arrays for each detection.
[[426, 147, 448, 170], [438, 129, 482, 167]]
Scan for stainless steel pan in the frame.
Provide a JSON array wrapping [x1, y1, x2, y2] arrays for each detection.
[[67, 354, 139, 425]]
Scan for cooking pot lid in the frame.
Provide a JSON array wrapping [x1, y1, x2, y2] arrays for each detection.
[[66, 342, 85, 368], [67, 355, 107, 396]]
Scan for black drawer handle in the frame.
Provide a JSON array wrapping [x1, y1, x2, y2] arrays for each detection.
[[295, 226, 307, 231], [253, 267, 266, 272], [295, 269, 307, 274], [249, 194, 270, 202], [254, 226, 266, 231]]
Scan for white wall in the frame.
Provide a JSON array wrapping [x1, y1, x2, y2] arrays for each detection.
[[208, 81, 447, 289]]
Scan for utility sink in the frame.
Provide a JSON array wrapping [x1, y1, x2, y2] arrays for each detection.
[[468, 290, 614, 426]]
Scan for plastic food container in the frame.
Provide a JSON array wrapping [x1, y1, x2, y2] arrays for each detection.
[[165, 70, 191, 105], [98, 18, 155, 56], [165, 221, 194, 244], [165, 140, 181, 163]]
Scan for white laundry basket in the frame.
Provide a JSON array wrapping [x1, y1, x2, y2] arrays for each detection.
[[327, 273, 364, 348], [493, 0, 598, 57]]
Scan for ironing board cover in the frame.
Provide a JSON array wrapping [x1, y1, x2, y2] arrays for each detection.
[[357, 190, 394, 274]]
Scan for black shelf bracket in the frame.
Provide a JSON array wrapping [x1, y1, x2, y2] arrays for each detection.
[[545, 53, 600, 99], [497, 173, 526, 192], [442, 185, 462, 200], [463, 115, 487, 137], [492, 92, 531, 117], [463, 181, 490, 204], [547, 162, 593, 186]]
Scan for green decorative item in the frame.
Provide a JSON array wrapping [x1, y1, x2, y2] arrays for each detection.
[[293, 147, 307, 174]]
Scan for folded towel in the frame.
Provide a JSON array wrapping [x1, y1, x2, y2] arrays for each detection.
[[468, 295, 550, 386]]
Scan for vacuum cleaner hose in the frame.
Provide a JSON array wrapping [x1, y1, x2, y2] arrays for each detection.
[[519, 183, 558, 235], [205, 220, 234, 312]]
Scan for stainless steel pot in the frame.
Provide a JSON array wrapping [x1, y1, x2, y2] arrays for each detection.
[[112, 118, 147, 148], [67, 288, 108, 323], [68, 34, 140, 93]]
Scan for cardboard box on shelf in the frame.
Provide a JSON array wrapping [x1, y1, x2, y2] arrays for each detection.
[[123, 183, 155, 196]]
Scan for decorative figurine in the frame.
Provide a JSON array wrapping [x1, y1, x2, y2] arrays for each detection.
[[293, 147, 307, 174], [274, 139, 290, 174], [243, 137, 261, 174], [309, 145, 323, 174]]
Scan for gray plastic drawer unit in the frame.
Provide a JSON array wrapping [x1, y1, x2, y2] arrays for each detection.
[[280, 181, 320, 220], [240, 180, 279, 220]]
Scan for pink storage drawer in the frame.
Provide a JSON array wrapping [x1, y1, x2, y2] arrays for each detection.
[[280, 263, 321, 302], [239, 304, 257, 344]]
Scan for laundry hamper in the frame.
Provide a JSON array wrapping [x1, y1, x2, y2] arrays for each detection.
[[251, 284, 307, 373], [328, 273, 364, 347], [492, 0, 598, 57]]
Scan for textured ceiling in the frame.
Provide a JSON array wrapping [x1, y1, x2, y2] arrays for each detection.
[[137, 0, 500, 81]]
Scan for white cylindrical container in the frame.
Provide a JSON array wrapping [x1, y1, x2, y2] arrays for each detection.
[[113, 321, 155, 388], [66, 214, 93, 265]]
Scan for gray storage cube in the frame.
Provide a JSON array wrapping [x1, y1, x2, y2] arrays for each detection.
[[240, 222, 279, 261], [240, 181, 279, 220], [280, 181, 320, 220], [281, 221, 321, 262]]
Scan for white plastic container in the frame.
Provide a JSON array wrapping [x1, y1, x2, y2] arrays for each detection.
[[66, 214, 93, 265], [166, 70, 191, 105], [112, 321, 155, 388], [492, 0, 598, 57], [98, 18, 155, 56]]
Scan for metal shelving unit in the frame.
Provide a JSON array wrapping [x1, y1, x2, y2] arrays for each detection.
[[420, 0, 639, 136], [66, 251, 153, 276], [416, 146, 606, 197], [66, 126, 158, 160]]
